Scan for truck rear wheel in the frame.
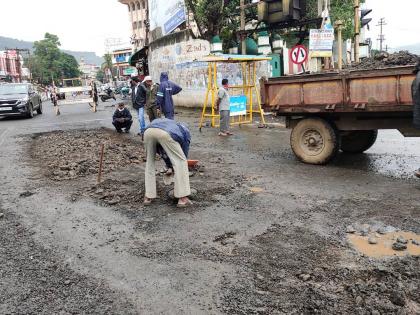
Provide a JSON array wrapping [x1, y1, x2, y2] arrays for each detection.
[[340, 130, 378, 153], [290, 118, 339, 165]]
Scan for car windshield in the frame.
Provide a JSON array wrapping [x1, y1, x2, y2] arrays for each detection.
[[0, 84, 29, 95]]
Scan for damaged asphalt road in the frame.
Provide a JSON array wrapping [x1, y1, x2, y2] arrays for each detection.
[[0, 102, 419, 314]]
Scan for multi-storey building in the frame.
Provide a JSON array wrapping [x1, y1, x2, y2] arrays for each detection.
[[118, 0, 149, 51], [79, 58, 100, 80], [112, 47, 136, 78], [0, 50, 23, 82]]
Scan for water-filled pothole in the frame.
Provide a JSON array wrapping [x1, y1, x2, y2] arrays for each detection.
[[348, 231, 420, 258]]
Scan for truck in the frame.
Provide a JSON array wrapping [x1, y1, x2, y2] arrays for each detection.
[[261, 66, 420, 164]]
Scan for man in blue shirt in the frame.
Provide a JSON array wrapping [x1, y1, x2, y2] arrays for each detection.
[[143, 118, 192, 207], [156, 72, 182, 119]]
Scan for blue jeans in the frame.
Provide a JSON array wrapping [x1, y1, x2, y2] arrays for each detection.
[[137, 107, 146, 133]]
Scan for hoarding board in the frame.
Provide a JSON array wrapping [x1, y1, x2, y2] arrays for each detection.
[[148, 0, 186, 41], [230, 95, 247, 117], [309, 29, 334, 58]]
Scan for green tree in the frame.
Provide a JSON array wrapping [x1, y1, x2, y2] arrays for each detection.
[[96, 68, 105, 83], [30, 33, 81, 85], [58, 53, 81, 79], [186, 0, 363, 47], [306, 0, 365, 40]]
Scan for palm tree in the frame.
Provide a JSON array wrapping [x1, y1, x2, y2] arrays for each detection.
[[101, 53, 114, 83]]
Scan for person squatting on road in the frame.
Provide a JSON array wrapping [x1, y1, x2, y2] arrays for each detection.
[[112, 102, 133, 133], [146, 81, 161, 122], [156, 72, 182, 119], [143, 118, 192, 207], [216, 78, 233, 137], [131, 76, 147, 136], [412, 61, 420, 178]]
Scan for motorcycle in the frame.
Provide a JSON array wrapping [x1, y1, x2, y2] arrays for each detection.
[[121, 86, 131, 99], [99, 88, 116, 102]]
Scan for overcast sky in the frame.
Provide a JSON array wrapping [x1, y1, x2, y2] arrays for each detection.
[[363, 0, 419, 50], [0, 0, 130, 56], [0, 0, 418, 56]]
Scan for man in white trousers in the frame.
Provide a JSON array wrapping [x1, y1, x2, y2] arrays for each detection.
[[143, 118, 192, 207]]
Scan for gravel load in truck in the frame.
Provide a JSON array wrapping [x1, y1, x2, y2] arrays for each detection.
[[345, 50, 419, 71]]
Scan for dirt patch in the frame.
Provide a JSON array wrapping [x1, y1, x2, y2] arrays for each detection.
[[0, 208, 137, 314], [30, 128, 144, 181], [28, 128, 244, 211], [219, 224, 420, 314]]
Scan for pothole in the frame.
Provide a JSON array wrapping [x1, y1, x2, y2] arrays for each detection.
[[348, 231, 420, 258]]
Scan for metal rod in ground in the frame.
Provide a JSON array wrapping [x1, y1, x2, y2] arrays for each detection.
[[97, 143, 105, 184]]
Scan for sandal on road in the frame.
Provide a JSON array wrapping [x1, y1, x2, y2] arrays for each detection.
[[143, 197, 154, 206], [218, 132, 228, 137]]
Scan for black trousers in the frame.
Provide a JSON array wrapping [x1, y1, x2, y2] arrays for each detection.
[[113, 120, 133, 131]]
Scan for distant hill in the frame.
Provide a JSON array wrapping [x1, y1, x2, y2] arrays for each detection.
[[393, 43, 420, 55], [0, 36, 104, 66]]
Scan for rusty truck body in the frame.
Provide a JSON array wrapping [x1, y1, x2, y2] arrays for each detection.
[[261, 66, 420, 164]]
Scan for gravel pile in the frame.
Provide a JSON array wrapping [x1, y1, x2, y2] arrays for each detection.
[[346, 50, 419, 70]]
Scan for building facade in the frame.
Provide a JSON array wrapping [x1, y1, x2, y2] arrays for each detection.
[[79, 58, 100, 80], [0, 50, 23, 82], [118, 0, 149, 51], [112, 48, 137, 78]]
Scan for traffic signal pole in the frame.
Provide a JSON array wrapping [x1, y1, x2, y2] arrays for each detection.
[[354, 0, 360, 62]]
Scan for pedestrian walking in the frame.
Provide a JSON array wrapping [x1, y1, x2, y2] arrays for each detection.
[[143, 118, 192, 207], [216, 79, 233, 137], [131, 76, 147, 137], [412, 61, 420, 178], [156, 72, 182, 119], [112, 102, 133, 133]]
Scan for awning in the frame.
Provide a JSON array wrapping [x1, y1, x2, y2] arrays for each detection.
[[128, 46, 148, 67]]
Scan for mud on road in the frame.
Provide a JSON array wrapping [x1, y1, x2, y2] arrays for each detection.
[[1, 117, 420, 314]]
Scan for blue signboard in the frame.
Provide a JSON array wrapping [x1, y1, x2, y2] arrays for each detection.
[[164, 8, 186, 34], [230, 95, 247, 116], [116, 56, 127, 63]]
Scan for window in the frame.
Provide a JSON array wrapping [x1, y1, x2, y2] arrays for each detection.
[[138, 22, 142, 29], [131, 3, 135, 11], [136, 2, 140, 10], [142, 1, 146, 9], [133, 21, 137, 30]]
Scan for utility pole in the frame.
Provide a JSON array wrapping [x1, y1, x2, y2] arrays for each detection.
[[240, 0, 246, 55], [335, 20, 343, 70], [377, 18, 386, 52], [354, 0, 360, 62]]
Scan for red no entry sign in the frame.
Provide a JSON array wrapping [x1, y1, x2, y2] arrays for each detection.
[[290, 45, 308, 65]]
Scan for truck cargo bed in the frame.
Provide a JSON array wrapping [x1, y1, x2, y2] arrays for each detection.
[[263, 66, 415, 114]]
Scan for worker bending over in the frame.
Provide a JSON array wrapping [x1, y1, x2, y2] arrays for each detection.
[[143, 118, 192, 207]]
